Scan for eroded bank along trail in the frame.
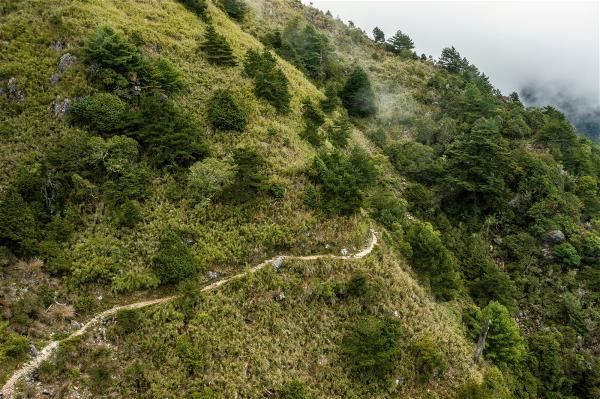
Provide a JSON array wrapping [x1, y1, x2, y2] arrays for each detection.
[[1, 230, 378, 398]]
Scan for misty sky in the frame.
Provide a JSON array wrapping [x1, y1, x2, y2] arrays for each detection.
[[303, 0, 599, 109]]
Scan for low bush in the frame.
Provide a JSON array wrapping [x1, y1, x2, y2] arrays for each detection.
[[188, 158, 234, 203], [69, 93, 127, 134], [281, 380, 306, 399], [411, 335, 447, 383], [153, 230, 197, 285], [207, 90, 247, 132], [341, 316, 403, 380], [114, 309, 140, 335]]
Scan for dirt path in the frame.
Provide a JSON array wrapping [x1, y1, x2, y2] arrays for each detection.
[[1, 230, 377, 398]]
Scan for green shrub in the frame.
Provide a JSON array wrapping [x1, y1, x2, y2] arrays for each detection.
[[553, 242, 581, 267], [201, 24, 236, 66], [191, 388, 224, 399], [341, 66, 377, 117], [188, 158, 235, 203], [38, 240, 72, 276], [268, 182, 286, 199], [456, 366, 512, 399], [103, 163, 151, 206], [118, 200, 142, 228], [0, 322, 29, 360], [207, 90, 247, 132], [346, 270, 372, 298], [321, 83, 340, 112], [153, 230, 197, 285], [89, 364, 111, 392], [69, 93, 127, 134], [386, 141, 441, 183], [411, 335, 447, 383], [300, 98, 325, 146], [561, 292, 587, 334], [281, 380, 306, 399], [341, 316, 403, 379], [114, 309, 140, 335], [369, 189, 406, 228]]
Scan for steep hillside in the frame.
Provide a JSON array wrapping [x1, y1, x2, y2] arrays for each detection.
[[1, 0, 599, 398]]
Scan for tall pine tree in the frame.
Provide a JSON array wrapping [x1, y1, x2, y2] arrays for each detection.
[[372, 27, 385, 43], [387, 30, 414, 54], [200, 24, 236, 66]]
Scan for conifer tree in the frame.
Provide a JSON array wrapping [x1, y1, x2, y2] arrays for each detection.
[[341, 66, 377, 117], [372, 27, 385, 43], [222, 0, 247, 21], [200, 24, 236, 66], [244, 49, 290, 113], [387, 30, 414, 54]]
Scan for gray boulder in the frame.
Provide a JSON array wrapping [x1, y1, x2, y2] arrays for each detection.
[[272, 256, 284, 270], [543, 230, 565, 246], [6, 77, 25, 101]]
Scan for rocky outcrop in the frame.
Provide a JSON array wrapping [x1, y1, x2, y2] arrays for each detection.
[[49, 98, 72, 118], [49, 53, 77, 85]]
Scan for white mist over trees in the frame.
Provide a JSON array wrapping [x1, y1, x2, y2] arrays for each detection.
[[304, 0, 599, 139]]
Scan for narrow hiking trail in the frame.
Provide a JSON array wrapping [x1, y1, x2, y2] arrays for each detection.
[[1, 230, 378, 398]]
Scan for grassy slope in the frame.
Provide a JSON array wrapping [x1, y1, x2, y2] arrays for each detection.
[[16, 242, 479, 398], [1, 0, 484, 396]]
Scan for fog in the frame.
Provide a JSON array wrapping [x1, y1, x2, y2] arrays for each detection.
[[303, 0, 600, 137]]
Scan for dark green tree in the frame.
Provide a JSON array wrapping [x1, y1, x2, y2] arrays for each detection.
[[300, 98, 325, 146], [243, 49, 290, 113], [387, 30, 414, 54], [222, 0, 247, 21], [228, 148, 268, 201], [177, 0, 207, 19], [405, 220, 460, 300], [341, 67, 377, 117], [438, 46, 468, 73], [0, 189, 37, 255], [125, 96, 208, 167], [372, 26, 385, 43], [207, 89, 247, 132], [443, 117, 512, 216], [480, 301, 526, 367], [309, 147, 376, 215], [320, 83, 340, 112], [200, 24, 236, 66], [82, 26, 142, 89], [327, 114, 352, 148], [342, 316, 403, 380]]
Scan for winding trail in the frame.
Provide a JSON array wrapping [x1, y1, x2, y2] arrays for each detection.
[[1, 230, 377, 398]]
